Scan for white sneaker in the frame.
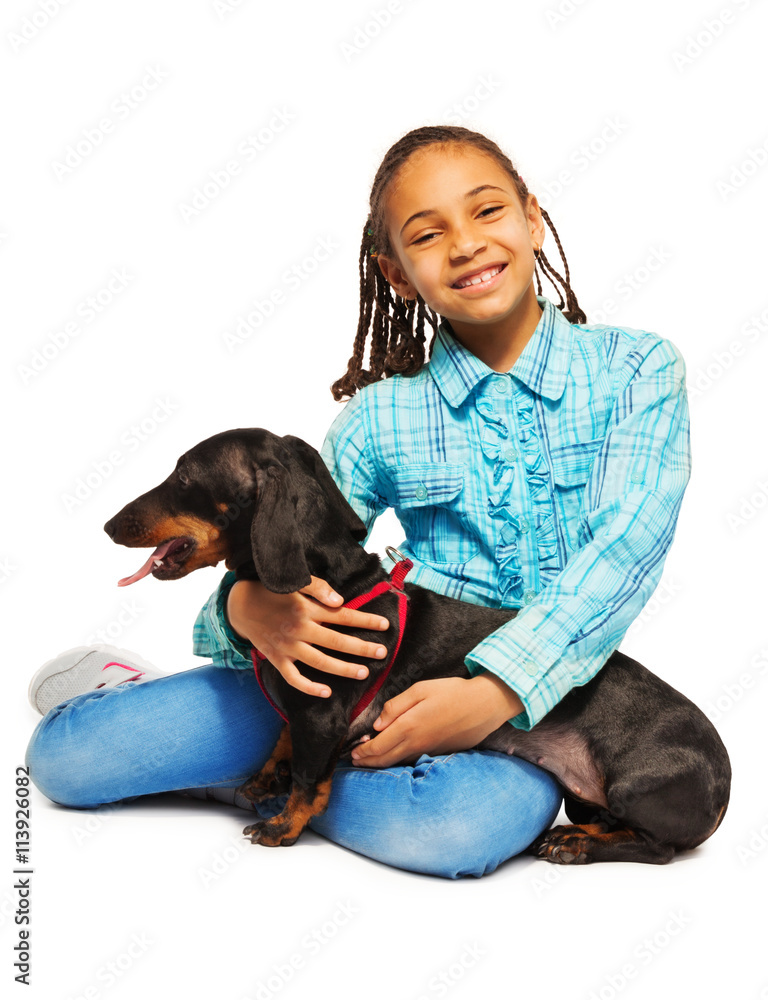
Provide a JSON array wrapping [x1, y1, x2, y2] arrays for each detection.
[[28, 644, 164, 716]]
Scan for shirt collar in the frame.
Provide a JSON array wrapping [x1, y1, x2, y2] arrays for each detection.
[[428, 295, 574, 407]]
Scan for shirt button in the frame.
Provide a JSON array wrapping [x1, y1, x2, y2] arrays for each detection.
[[518, 518, 530, 533], [503, 446, 518, 462], [524, 663, 537, 676], [630, 474, 644, 485], [494, 377, 509, 394], [415, 483, 428, 501], [522, 589, 537, 605]]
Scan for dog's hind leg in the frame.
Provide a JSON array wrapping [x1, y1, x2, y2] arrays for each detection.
[[238, 724, 293, 803]]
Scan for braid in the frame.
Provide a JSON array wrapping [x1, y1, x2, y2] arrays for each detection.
[[331, 125, 586, 401]]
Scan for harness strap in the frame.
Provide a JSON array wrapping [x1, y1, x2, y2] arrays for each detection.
[[251, 556, 413, 726]]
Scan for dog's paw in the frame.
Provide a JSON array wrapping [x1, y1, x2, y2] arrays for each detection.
[[528, 824, 604, 865], [242, 817, 300, 848], [238, 764, 291, 803]]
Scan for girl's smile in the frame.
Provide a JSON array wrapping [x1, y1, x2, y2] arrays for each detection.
[[376, 144, 545, 370]]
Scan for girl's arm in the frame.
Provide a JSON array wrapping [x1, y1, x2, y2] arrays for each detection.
[[461, 336, 691, 732]]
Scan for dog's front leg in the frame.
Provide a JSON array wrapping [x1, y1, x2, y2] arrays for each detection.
[[239, 724, 293, 802], [242, 720, 347, 848]]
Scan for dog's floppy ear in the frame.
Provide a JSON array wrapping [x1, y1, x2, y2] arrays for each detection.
[[250, 463, 312, 593], [281, 435, 367, 542]]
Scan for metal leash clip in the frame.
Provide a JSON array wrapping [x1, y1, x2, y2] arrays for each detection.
[[385, 545, 408, 566]]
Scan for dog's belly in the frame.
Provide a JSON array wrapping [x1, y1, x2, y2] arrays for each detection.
[[479, 722, 609, 809]]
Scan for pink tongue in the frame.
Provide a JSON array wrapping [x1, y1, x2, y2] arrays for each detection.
[[118, 540, 177, 587]]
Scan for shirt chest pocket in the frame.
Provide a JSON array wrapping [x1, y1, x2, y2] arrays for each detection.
[[386, 462, 480, 567], [549, 440, 602, 551]]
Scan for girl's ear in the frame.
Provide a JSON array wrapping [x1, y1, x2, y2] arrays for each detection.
[[525, 193, 546, 252], [376, 254, 417, 300]]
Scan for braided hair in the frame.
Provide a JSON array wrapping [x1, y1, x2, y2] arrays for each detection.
[[331, 125, 586, 401]]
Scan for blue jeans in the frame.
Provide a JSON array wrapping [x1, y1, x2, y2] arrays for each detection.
[[25, 662, 562, 879]]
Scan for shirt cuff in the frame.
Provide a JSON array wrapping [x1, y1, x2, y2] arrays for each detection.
[[464, 615, 581, 731], [192, 571, 254, 667]]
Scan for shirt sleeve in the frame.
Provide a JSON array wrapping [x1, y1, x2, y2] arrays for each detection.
[[192, 391, 387, 665], [464, 337, 691, 730]]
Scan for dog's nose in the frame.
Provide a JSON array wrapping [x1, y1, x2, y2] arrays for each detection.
[[104, 516, 118, 539]]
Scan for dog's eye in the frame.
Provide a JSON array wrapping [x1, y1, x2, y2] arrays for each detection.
[[177, 470, 190, 488]]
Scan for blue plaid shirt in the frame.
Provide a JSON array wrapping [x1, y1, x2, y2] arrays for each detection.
[[193, 295, 691, 731]]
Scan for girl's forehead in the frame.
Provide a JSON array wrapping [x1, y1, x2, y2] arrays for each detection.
[[384, 145, 515, 221]]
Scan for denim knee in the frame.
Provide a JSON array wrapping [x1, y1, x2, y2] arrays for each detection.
[[25, 701, 107, 808], [312, 751, 563, 879]]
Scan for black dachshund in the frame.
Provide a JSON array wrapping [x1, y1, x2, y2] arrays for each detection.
[[104, 429, 731, 863]]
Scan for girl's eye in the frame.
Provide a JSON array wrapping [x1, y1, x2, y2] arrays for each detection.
[[412, 232, 438, 245], [478, 205, 502, 218]]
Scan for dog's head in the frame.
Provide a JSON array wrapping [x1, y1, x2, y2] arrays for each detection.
[[104, 428, 367, 592]]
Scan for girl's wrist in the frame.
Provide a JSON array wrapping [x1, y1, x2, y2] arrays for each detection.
[[469, 670, 524, 725]]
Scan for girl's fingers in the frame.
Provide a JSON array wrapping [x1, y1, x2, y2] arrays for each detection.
[[323, 605, 390, 632], [271, 656, 332, 699], [301, 577, 390, 632], [300, 576, 344, 607], [296, 638, 384, 680], [304, 621, 389, 664]]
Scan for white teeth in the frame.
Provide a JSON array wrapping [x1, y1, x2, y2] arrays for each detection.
[[456, 265, 502, 289], [153, 559, 163, 567]]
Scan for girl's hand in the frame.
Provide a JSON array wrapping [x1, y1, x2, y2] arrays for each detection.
[[226, 577, 390, 698], [349, 673, 525, 768]]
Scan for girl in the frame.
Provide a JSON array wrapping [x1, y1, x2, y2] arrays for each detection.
[[26, 125, 690, 879]]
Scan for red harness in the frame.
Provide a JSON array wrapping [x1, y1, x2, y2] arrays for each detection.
[[251, 554, 413, 725]]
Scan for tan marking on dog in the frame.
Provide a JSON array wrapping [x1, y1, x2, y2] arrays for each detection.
[[259, 777, 334, 845], [149, 515, 230, 571], [258, 725, 292, 781], [707, 804, 727, 840]]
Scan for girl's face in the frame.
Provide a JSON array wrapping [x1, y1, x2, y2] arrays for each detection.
[[377, 144, 545, 340]]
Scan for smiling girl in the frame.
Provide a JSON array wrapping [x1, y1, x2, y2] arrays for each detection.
[[27, 125, 690, 879]]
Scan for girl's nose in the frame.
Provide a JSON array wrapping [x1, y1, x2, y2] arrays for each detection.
[[449, 227, 486, 259]]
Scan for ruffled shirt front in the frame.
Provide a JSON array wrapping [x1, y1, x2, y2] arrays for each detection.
[[192, 296, 691, 731]]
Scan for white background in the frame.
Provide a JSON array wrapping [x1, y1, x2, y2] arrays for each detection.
[[2, 1, 767, 998]]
